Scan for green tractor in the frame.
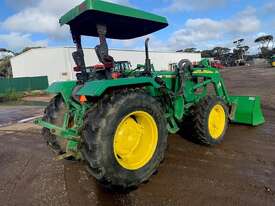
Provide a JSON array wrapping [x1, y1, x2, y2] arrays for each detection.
[[271, 55, 275, 67], [35, 0, 265, 191]]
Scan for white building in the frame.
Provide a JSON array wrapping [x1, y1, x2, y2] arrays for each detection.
[[11, 47, 201, 84]]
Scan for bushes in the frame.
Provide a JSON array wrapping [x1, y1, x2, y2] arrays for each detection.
[[0, 91, 24, 102]]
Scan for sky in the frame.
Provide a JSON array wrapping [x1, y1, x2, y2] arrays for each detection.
[[0, 0, 274, 54]]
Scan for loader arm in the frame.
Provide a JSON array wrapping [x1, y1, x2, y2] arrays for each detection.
[[189, 67, 264, 126], [190, 67, 230, 103]]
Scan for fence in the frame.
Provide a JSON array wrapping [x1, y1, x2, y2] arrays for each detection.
[[0, 76, 48, 95]]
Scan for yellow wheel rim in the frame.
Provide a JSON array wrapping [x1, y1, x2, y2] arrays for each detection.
[[113, 111, 158, 170], [208, 104, 226, 139]]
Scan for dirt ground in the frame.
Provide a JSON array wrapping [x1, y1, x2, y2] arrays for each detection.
[[0, 66, 275, 206], [0, 106, 44, 126]]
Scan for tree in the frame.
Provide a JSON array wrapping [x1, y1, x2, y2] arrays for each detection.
[[0, 56, 12, 78], [183, 48, 197, 53], [255, 35, 273, 48], [176, 48, 199, 53], [232, 39, 250, 65], [0, 48, 16, 78], [255, 35, 274, 59], [201, 50, 213, 58], [212, 47, 231, 58]]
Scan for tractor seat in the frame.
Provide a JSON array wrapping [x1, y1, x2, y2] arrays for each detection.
[[95, 45, 114, 69]]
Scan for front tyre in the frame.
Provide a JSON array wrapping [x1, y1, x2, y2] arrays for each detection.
[[82, 90, 167, 191], [192, 96, 229, 145]]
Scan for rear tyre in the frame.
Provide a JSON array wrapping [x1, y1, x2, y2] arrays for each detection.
[[191, 96, 229, 145], [82, 89, 167, 191], [42, 95, 68, 154]]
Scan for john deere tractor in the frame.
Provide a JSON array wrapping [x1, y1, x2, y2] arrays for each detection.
[[271, 55, 275, 67], [35, 0, 265, 191]]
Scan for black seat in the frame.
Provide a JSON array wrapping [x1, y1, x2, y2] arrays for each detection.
[[95, 44, 114, 69]]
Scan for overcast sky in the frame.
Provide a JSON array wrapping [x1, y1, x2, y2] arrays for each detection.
[[0, 0, 274, 53]]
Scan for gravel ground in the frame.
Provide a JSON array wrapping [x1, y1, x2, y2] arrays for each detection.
[[0, 106, 44, 126], [0, 66, 275, 206]]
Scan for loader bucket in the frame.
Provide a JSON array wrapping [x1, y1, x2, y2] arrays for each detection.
[[229, 96, 265, 126]]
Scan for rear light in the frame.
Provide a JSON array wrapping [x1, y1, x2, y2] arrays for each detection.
[[112, 72, 121, 79], [79, 95, 87, 104]]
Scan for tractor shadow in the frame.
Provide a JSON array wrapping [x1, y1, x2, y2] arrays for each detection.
[[177, 120, 203, 145]]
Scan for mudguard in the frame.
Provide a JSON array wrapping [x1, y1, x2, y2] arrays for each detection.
[[77, 77, 161, 97], [46, 81, 77, 102]]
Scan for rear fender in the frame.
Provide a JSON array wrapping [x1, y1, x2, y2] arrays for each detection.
[[46, 81, 77, 104], [77, 77, 161, 97]]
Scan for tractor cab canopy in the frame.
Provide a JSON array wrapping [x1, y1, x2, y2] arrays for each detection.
[[59, 0, 168, 83], [59, 0, 168, 39]]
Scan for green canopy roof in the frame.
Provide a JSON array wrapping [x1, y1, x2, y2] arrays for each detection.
[[59, 0, 168, 39]]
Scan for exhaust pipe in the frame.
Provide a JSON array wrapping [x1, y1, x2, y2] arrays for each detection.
[[145, 38, 151, 74]]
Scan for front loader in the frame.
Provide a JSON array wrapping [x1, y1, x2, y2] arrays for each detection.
[[35, 0, 265, 191]]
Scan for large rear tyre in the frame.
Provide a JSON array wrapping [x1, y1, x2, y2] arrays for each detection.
[[42, 95, 68, 154], [191, 96, 229, 145], [82, 90, 167, 191]]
